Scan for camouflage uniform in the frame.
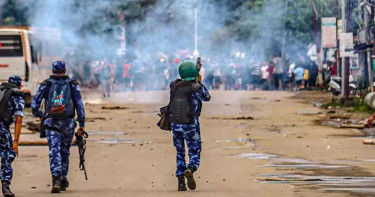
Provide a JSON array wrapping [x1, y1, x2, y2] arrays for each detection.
[[170, 84, 210, 177], [0, 94, 24, 182], [31, 76, 85, 179]]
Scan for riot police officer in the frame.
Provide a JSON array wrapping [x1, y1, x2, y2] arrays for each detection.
[[169, 60, 211, 191], [31, 61, 86, 193], [0, 76, 25, 197]]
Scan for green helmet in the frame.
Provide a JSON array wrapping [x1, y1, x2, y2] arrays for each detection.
[[178, 60, 198, 81]]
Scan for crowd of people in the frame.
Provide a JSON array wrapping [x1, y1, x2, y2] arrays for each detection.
[[67, 53, 322, 96]]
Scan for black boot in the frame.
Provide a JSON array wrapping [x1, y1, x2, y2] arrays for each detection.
[[51, 176, 62, 193], [184, 166, 196, 190], [61, 178, 69, 192], [177, 175, 187, 191], [1, 181, 14, 197]]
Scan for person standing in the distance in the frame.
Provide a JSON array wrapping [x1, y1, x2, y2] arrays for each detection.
[[31, 61, 86, 193], [0, 76, 24, 197], [169, 60, 211, 191]]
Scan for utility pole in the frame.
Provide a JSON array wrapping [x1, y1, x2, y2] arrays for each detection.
[[341, 0, 350, 101], [281, 0, 289, 62], [193, 7, 199, 57], [312, 0, 320, 67], [336, 0, 341, 77], [365, 3, 374, 91]]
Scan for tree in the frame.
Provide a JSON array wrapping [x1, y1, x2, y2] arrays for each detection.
[[1, 0, 28, 25]]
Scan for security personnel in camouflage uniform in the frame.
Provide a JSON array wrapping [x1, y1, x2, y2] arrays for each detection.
[[0, 76, 25, 197], [169, 60, 211, 191], [31, 61, 85, 193]]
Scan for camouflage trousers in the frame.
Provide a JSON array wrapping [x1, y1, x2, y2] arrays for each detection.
[[0, 126, 15, 182], [172, 124, 202, 177], [46, 128, 75, 178]]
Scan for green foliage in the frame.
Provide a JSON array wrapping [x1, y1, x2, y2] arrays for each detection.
[[0, 0, 360, 58], [1, 0, 28, 25], [322, 97, 374, 114]]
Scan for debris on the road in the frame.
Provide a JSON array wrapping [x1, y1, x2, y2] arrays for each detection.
[[209, 116, 254, 120], [85, 117, 106, 122], [25, 120, 41, 132], [340, 123, 366, 129], [131, 110, 145, 113], [327, 113, 351, 120], [362, 139, 375, 145], [296, 111, 323, 115], [250, 97, 264, 100], [101, 105, 129, 110]]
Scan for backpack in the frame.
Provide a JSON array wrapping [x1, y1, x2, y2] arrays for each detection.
[[0, 83, 22, 124], [45, 78, 75, 119], [169, 80, 201, 124]]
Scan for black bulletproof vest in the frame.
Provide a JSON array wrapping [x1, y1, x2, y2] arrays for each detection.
[[169, 80, 201, 124], [0, 83, 22, 124]]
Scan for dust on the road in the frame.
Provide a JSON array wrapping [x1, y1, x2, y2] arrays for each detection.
[[11, 90, 375, 197]]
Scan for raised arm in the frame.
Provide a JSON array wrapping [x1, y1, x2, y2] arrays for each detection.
[[196, 84, 211, 102], [31, 84, 47, 118]]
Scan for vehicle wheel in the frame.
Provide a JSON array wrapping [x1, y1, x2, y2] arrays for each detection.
[[331, 89, 340, 96], [349, 88, 357, 96]]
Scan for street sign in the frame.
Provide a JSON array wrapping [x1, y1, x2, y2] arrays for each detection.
[[322, 17, 337, 48], [340, 33, 354, 57], [337, 20, 342, 35]]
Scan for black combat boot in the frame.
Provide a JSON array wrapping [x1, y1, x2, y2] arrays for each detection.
[[177, 175, 187, 191], [51, 176, 62, 193], [1, 181, 14, 197], [184, 166, 196, 190], [61, 178, 69, 191]]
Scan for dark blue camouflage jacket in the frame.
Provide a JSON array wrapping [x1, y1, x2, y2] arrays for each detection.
[[0, 94, 25, 127], [31, 75, 85, 128]]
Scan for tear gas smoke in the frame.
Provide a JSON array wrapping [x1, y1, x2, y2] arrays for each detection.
[[21, 0, 310, 93]]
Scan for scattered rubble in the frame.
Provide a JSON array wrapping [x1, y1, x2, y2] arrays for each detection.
[[25, 121, 41, 132], [363, 139, 375, 145], [101, 105, 129, 110], [340, 123, 366, 129], [86, 117, 106, 122], [296, 111, 323, 115], [327, 113, 351, 120], [209, 116, 254, 120]]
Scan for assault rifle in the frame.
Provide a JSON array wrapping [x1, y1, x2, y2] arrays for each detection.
[[196, 57, 202, 83], [75, 128, 89, 180], [39, 117, 47, 138], [196, 57, 202, 71]]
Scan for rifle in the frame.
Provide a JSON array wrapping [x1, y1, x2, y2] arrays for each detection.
[[196, 57, 202, 71], [75, 128, 89, 180], [40, 117, 46, 138], [196, 57, 203, 83]]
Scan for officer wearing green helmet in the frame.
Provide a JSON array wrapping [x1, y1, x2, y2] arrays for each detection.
[[169, 59, 211, 191], [178, 61, 199, 81]]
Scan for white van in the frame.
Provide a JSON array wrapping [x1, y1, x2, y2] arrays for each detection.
[[0, 27, 62, 104]]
